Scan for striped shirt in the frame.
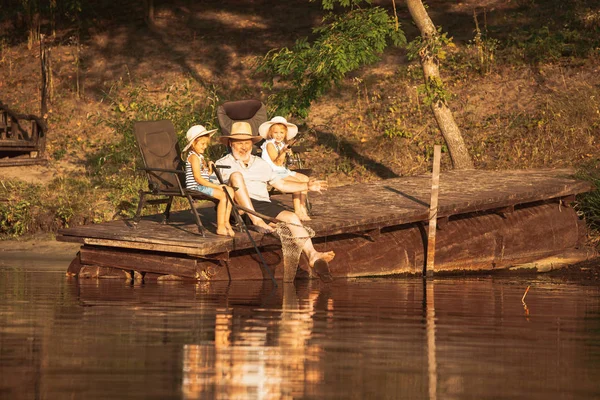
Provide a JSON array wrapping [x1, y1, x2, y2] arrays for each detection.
[[185, 151, 211, 188]]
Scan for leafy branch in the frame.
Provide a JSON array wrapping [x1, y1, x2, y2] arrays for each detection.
[[257, 7, 406, 118], [406, 26, 454, 63]]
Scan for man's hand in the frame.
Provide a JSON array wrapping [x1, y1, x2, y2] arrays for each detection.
[[308, 179, 328, 193]]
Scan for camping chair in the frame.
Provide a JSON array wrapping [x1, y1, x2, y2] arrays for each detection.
[[217, 99, 312, 175], [217, 99, 267, 137], [132, 120, 218, 237]]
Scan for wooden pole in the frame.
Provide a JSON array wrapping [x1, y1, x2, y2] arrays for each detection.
[[426, 145, 442, 277]]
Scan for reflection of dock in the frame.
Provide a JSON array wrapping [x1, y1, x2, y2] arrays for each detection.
[[57, 168, 596, 281]]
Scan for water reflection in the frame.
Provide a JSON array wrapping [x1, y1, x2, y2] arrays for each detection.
[[1, 263, 600, 399], [182, 283, 324, 399]]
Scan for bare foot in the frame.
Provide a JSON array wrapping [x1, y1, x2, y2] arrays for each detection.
[[309, 251, 336, 282], [227, 227, 236, 237], [216, 228, 230, 236], [295, 211, 312, 221], [309, 251, 335, 267], [251, 220, 275, 234]]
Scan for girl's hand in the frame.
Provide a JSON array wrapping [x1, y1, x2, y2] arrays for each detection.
[[207, 161, 215, 173]]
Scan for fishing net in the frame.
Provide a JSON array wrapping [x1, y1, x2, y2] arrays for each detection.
[[273, 222, 315, 282]]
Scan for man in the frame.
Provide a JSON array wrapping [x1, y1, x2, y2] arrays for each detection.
[[216, 121, 335, 281]]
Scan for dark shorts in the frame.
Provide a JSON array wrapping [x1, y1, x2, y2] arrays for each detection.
[[250, 199, 287, 219]]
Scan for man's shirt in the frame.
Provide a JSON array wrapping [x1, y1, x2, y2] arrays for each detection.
[[216, 153, 282, 202]]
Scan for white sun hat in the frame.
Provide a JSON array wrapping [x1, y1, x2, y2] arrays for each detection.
[[183, 125, 217, 151], [258, 116, 298, 140]]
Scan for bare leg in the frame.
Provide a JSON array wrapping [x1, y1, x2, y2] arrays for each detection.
[[284, 173, 311, 221], [229, 172, 274, 232], [211, 189, 229, 236], [223, 186, 236, 236], [275, 211, 335, 266]]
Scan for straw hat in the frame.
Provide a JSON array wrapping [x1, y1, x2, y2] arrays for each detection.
[[183, 125, 217, 151], [258, 116, 298, 140], [219, 121, 262, 145]]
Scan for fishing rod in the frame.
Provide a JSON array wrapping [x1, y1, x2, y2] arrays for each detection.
[[212, 164, 278, 287]]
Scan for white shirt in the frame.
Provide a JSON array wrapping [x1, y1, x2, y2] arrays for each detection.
[[260, 139, 288, 172], [215, 153, 282, 202]]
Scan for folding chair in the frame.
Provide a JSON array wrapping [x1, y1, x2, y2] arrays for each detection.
[[132, 120, 218, 236]]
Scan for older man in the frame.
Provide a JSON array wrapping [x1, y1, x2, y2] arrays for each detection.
[[216, 121, 335, 281]]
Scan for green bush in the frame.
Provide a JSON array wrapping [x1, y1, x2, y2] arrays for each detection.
[[575, 160, 600, 239], [0, 177, 101, 237]]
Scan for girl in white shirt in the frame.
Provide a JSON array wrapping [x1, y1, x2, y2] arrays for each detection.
[[259, 116, 311, 221]]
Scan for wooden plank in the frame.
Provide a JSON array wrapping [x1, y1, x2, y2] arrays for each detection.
[[0, 139, 37, 147], [79, 246, 203, 278], [82, 237, 232, 256], [0, 158, 47, 167]]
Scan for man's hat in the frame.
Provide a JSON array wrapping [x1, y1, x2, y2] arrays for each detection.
[[219, 122, 262, 145]]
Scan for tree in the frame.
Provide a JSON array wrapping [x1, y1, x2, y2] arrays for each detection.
[[258, 0, 474, 169], [405, 0, 473, 169]]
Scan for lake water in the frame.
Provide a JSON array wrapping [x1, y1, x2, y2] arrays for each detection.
[[1, 254, 600, 400]]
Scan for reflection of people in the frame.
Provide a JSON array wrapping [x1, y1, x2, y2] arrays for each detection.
[[184, 125, 235, 237], [259, 116, 311, 221], [216, 122, 335, 281]]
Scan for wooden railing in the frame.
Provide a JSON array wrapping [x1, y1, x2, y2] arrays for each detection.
[[0, 101, 47, 165]]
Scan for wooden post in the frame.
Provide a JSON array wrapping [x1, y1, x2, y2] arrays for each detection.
[[426, 145, 442, 277]]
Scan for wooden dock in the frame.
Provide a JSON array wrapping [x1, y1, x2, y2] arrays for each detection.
[[58, 168, 596, 281]]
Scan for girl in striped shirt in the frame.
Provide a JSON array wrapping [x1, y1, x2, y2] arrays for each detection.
[[184, 125, 235, 237]]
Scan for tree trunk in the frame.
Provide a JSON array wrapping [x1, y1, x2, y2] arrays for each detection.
[[40, 35, 49, 118], [145, 0, 155, 27], [406, 0, 474, 169]]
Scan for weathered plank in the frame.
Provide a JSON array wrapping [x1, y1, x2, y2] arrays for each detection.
[[79, 246, 202, 278]]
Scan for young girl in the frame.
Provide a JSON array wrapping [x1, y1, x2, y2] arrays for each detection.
[[258, 116, 311, 221], [184, 125, 235, 237]]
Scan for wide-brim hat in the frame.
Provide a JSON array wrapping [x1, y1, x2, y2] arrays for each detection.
[[258, 116, 298, 140], [183, 125, 217, 151], [219, 121, 262, 145]]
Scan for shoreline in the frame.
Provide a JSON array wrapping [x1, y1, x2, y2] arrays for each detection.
[[0, 235, 80, 258]]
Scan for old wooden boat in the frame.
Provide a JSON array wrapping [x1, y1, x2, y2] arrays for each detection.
[[57, 168, 597, 281]]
